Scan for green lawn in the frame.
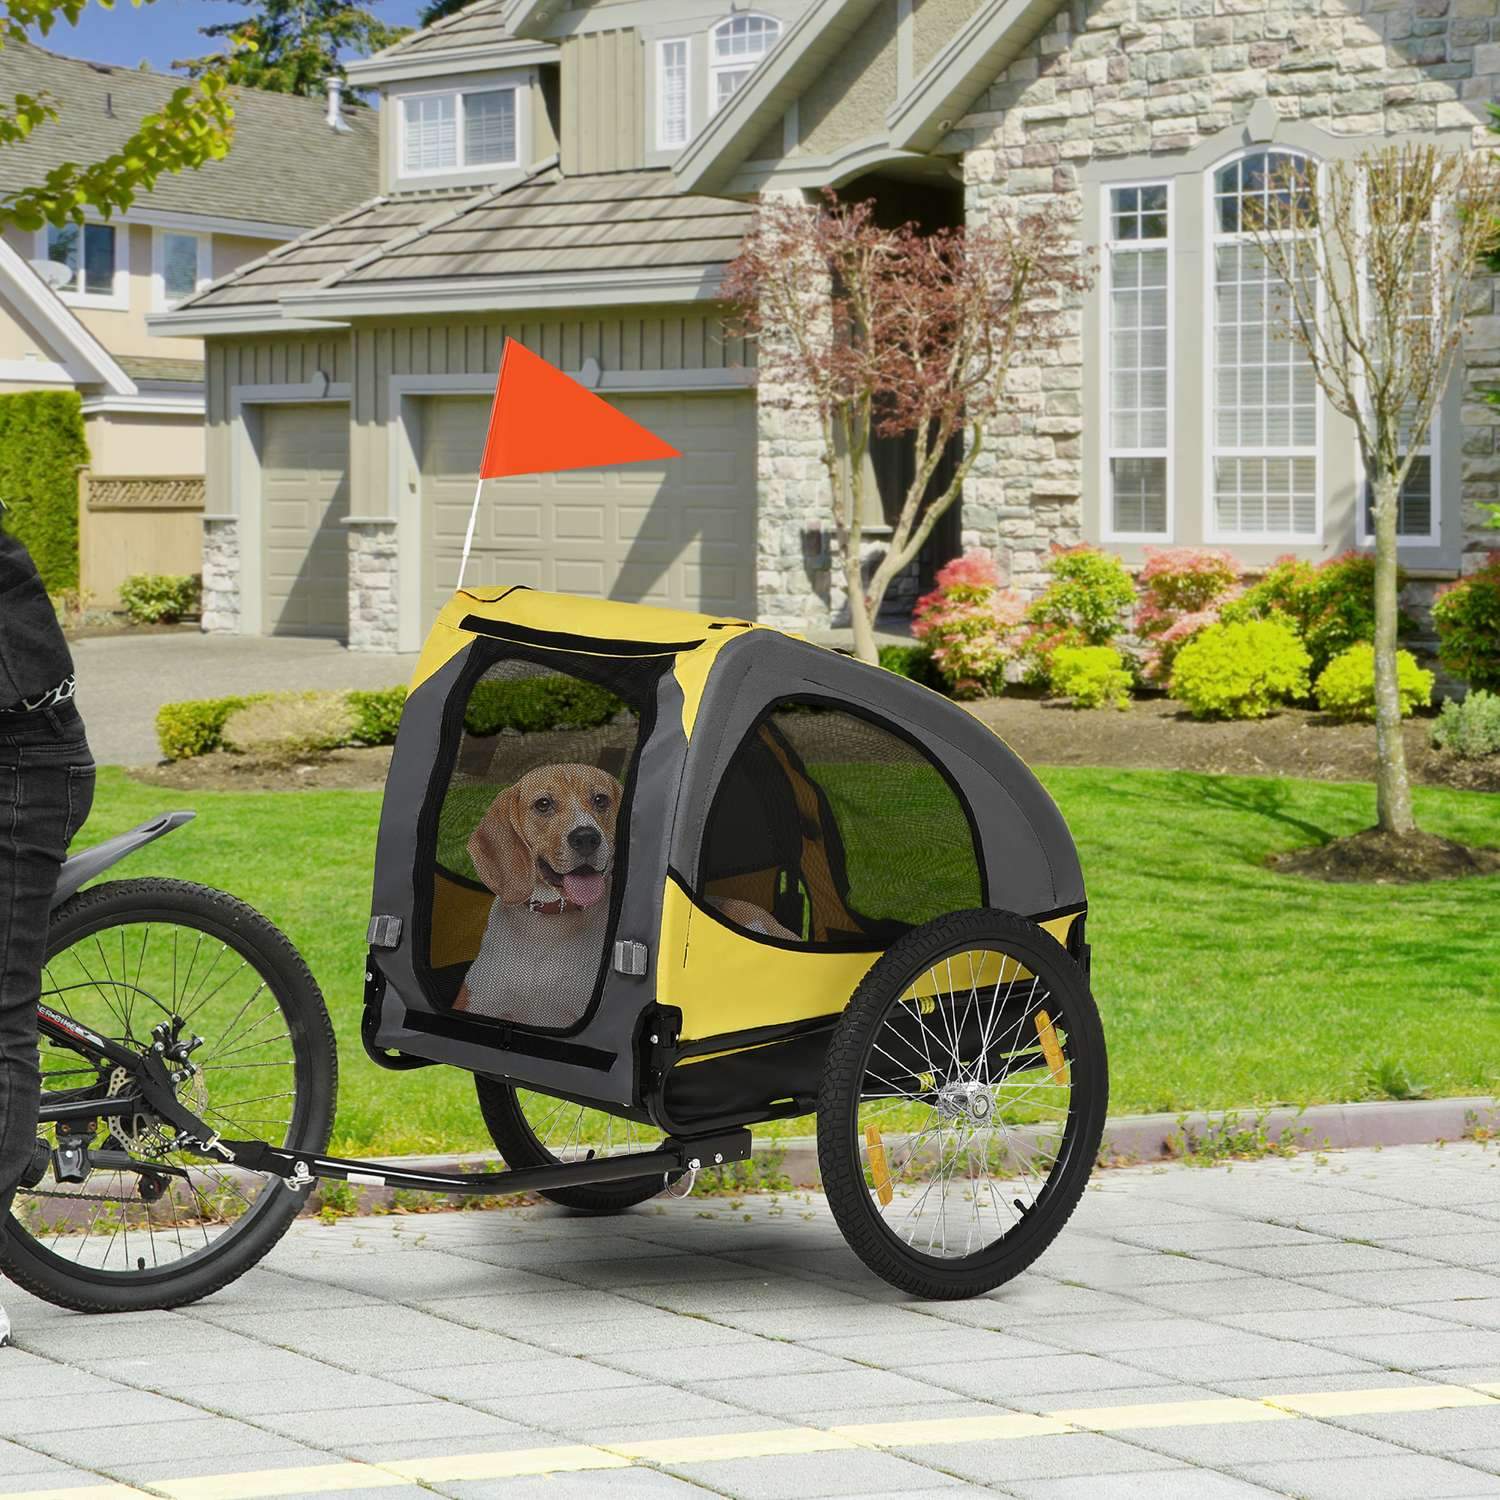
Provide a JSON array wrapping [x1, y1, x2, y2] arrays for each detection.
[[70, 766, 1500, 1156]]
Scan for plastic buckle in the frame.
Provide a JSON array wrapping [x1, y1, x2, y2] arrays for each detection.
[[367, 915, 403, 949], [613, 939, 649, 977]]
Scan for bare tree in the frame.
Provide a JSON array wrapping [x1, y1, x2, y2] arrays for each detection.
[[1243, 142, 1500, 835], [722, 191, 1087, 664]]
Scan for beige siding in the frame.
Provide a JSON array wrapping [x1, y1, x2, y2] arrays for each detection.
[[800, 1, 900, 155], [85, 411, 203, 475], [912, 0, 982, 77], [560, 29, 646, 175]]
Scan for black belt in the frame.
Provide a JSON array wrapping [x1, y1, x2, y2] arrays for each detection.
[[0, 676, 76, 716]]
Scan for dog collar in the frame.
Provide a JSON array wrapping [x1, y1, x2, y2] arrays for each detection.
[[526, 896, 572, 915]]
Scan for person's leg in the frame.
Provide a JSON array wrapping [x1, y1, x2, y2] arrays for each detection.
[[0, 707, 94, 1235]]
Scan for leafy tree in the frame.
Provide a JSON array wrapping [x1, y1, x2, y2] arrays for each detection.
[[417, 0, 468, 24], [1244, 143, 1500, 836], [722, 191, 1088, 664], [177, 0, 407, 100], [0, 0, 234, 229]]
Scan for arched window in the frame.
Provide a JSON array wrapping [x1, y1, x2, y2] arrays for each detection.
[[711, 14, 782, 113], [1210, 148, 1320, 540]]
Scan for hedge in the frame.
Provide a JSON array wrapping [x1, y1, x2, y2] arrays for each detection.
[[0, 391, 88, 591]]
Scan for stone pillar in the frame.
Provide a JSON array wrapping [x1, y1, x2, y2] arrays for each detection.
[[199, 517, 240, 634], [756, 397, 835, 630], [347, 519, 401, 653]]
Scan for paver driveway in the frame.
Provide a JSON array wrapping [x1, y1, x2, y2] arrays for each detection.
[[2, 1141, 1499, 1499]]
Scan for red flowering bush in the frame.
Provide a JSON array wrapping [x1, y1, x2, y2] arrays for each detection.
[[912, 549, 1027, 698], [1135, 548, 1243, 684], [1432, 551, 1500, 691]]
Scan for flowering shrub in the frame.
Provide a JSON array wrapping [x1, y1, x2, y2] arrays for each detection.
[[1019, 545, 1136, 684], [1170, 618, 1311, 720], [1314, 643, 1433, 722], [1432, 552, 1500, 692], [1049, 645, 1132, 710], [1221, 552, 1412, 680], [911, 550, 1026, 698], [1135, 548, 1243, 684]]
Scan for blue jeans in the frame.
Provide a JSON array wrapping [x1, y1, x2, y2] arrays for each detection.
[[0, 702, 93, 1222]]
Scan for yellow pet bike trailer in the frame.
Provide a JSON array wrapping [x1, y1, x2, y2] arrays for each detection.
[[14, 586, 1107, 1309]]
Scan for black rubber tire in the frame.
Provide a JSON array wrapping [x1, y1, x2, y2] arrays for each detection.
[[474, 1076, 669, 1213], [2, 879, 337, 1313], [817, 908, 1108, 1300]]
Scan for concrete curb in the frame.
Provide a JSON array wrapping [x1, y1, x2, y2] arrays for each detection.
[[300, 1095, 1498, 1216]]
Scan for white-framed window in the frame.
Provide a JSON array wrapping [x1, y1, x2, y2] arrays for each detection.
[[657, 37, 691, 149], [1208, 148, 1321, 542], [711, 13, 781, 113], [1104, 182, 1171, 540], [153, 228, 211, 310], [400, 86, 517, 176], [40, 221, 126, 306]]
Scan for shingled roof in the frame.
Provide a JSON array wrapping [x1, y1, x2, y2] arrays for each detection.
[[0, 41, 379, 229], [359, 0, 513, 62]]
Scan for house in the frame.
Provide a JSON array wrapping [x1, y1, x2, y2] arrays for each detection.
[[0, 40, 377, 603], [153, 0, 1499, 650]]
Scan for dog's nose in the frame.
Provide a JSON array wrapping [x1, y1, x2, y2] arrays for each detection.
[[568, 825, 602, 856]]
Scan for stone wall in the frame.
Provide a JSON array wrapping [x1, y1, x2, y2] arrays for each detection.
[[957, 0, 1500, 594], [347, 520, 400, 653], [199, 518, 240, 635]]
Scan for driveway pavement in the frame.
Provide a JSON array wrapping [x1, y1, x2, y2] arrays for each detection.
[[3, 1142, 1500, 1498], [69, 635, 420, 766]]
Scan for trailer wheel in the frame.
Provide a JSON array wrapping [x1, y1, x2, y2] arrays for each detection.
[[817, 908, 1107, 1300], [474, 1078, 674, 1213]]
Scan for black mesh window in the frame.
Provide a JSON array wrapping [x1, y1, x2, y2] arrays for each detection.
[[419, 651, 659, 1032], [698, 702, 984, 947]]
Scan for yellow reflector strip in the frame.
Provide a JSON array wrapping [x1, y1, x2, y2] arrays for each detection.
[[1035, 1009, 1067, 1085], [865, 1123, 893, 1206]]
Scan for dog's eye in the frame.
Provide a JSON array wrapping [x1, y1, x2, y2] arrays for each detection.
[[591, 793, 611, 812], [532, 797, 554, 815]]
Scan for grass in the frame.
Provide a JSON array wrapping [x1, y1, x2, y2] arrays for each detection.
[[70, 765, 1500, 1157]]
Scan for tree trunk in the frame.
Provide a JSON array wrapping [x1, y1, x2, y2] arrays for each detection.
[[847, 551, 879, 663], [1371, 473, 1417, 835]]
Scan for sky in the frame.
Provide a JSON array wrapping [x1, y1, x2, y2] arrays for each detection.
[[30, 0, 431, 75]]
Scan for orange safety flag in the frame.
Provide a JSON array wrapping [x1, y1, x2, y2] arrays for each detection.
[[479, 338, 681, 478]]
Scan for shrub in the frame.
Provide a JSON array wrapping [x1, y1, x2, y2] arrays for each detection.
[[1019, 545, 1136, 683], [118, 572, 202, 625], [222, 693, 356, 765], [1432, 552, 1500, 692], [1314, 643, 1433, 722], [50, 586, 96, 630], [877, 643, 945, 691], [156, 694, 269, 760], [910, 549, 1026, 698], [346, 685, 408, 744], [1431, 689, 1500, 758], [463, 675, 625, 736], [1049, 645, 1132, 710], [1222, 552, 1414, 680], [1170, 618, 1311, 720], [0, 391, 88, 591], [1135, 548, 1243, 684]]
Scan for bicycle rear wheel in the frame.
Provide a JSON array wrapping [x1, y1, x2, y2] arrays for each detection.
[[2, 879, 337, 1312]]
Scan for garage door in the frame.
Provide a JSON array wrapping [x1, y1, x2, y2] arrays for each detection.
[[422, 391, 755, 621], [261, 403, 350, 637]]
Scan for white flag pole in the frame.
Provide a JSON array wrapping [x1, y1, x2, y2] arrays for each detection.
[[456, 473, 485, 592]]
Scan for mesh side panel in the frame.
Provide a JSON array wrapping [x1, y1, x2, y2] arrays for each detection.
[[421, 653, 655, 1032], [699, 703, 983, 945]]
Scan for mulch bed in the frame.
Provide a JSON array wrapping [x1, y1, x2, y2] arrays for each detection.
[[130, 746, 395, 792], [966, 692, 1500, 796], [1269, 829, 1500, 884]]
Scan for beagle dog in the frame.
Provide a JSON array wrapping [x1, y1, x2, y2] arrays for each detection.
[[457, 763, 622, 1028]]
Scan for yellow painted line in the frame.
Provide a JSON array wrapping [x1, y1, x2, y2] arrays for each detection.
[[10, 1383, 1500, 1500], [833, 1412, 1072, 1447], [605, 1429, 857, 1463], [1053, 1397, 1293, 1432], [1267, 1385, 1500, 1419], [155, 1466, 408, 1500], [381, 1446, 631, 1482]]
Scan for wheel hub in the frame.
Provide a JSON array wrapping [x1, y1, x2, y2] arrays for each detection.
[[935, 1079, 994, 1124]]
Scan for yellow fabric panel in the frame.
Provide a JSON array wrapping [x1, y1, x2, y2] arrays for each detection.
[[430, 872, 494, 970], [659, 880, 879, 1042]]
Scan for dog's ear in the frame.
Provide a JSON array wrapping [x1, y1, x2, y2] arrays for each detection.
[[468, 785, 534, 903]]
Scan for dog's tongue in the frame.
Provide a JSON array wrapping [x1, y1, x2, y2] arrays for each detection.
[[562, 870, 606, 909]]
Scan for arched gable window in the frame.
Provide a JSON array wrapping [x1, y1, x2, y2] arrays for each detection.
[[1209, 148, 1321, 541], [711, 14, 782, 113]]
